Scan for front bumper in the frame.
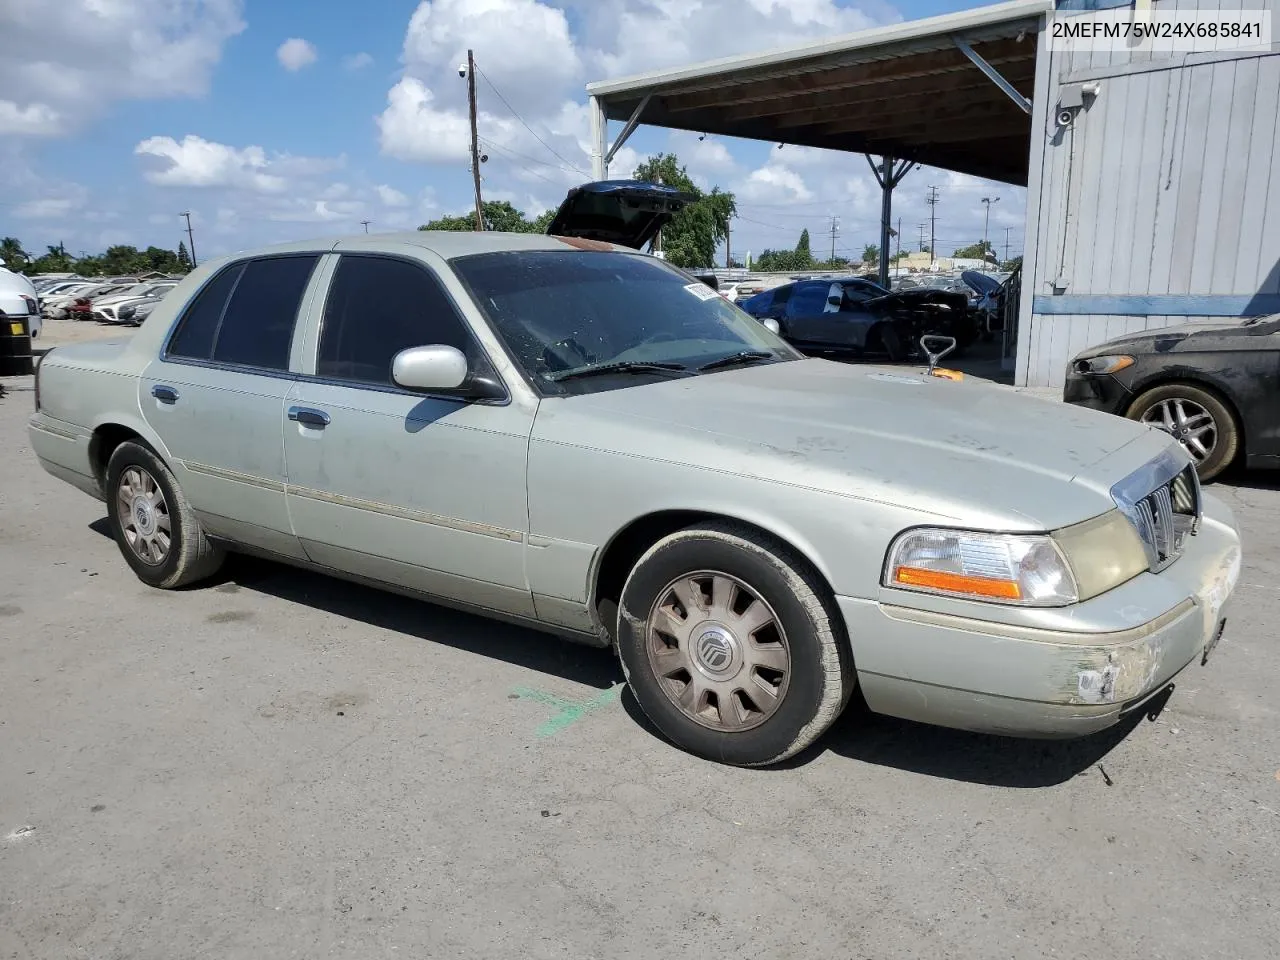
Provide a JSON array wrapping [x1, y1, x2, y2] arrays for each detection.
[[839, 494, 1241, 738], [1062, 371, 1134, 415]]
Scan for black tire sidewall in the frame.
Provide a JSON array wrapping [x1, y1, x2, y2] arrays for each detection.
[[618, 532, 831, 766], [1128, 383, 1238, 481], [105, 442, 189, 587]]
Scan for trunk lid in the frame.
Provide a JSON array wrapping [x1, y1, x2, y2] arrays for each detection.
[[545, 180, 694, 250]]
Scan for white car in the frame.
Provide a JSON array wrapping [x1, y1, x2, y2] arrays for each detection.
[[0, 265, 43, 339], [91, 282, 178, 323]]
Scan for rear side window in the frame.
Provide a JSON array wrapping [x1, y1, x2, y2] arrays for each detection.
[[786, 283, 829, 317], [317, 255, 476, 385], [166, 256, 317, 369], [167, 264, 243, 360], [740, 290, 773, 315]]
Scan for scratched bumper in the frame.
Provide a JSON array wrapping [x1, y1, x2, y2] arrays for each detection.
[[838, 494, 1241, 739]]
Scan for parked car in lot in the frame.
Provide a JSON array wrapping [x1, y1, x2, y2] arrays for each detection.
[[28, 180, 1241, 767], [1065, 316, 1280, 482], [91, 282, 178, 324], [739, 276, 976, 360], [0, 265, 42, 339]]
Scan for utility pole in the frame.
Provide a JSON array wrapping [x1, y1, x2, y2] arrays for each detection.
[[360, 219, 373, 234], [180, 211, 197, 267], [925, 186, 940, 267], [466, 49, 484, 232], [918, 222, 928, 254], [725, 217, 732, 268], [1004, 226, 1012, 266], [829, 215, 840, 262], [894, 217, 902, 278], [981, 196, 1000, 273]]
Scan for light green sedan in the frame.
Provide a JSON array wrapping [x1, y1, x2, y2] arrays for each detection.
[[28, 182, 1241, 766]]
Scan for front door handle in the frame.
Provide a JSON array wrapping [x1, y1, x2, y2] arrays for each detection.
[[151, 385, 179, 404], [288, 405, 331, 428]]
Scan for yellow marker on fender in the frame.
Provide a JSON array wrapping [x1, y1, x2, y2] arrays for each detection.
[[10, 322, 24, 335]]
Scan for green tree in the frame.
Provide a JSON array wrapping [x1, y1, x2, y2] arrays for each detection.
[[1, 237, 30, 272], [419, 200, 540, 233], [530, 208, 556, 233], [754, 248, 810, 272], [861, 243, 880, 266], [795, 229, 811, 259], [177, 241, 193, 271], [632, 153, 734, 269], [953, 240, 996, 261], [29, 245, 74, 274], [1001, 255, 1022, 271], [72, 255, 105, 275]]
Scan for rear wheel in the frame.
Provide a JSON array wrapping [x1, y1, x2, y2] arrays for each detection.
[[1126, 382, 1239, 482], [105, 441, 225, 588], [616, 522, 854, 766]]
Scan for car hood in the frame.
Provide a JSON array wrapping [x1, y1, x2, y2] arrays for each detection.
[[534, 358, 1173, 530], [1075, 316, 1280, 355]]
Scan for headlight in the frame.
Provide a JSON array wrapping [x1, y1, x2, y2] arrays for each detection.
[[119, 305, 135, 318], [1072, 354, 1134, 375], [884, 529, 1078, 605], [884, 510, 1149, 607]]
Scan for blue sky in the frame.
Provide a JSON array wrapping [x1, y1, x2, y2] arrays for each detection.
[[1, 0, 1026, 266]]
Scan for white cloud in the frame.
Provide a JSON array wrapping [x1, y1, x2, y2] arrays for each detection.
[[277, 37, 318, 71], [0, 100, 63, 137], [0, 0, 245, 136], [376, 185, 410, 207], [342, 51, 374, 71], [14, 197, 83, 220], [135, 135, 343, 194], [738, 164, 814, 203], [378, 78, 489, 163]]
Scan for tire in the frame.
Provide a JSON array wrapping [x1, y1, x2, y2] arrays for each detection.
[[1126, 382, 1240, 483], [616, 521, 854, 767], [875, 323, 905, 362], [105, 440, 225, 588]]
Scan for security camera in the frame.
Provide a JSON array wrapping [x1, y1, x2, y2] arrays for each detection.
[[1057, 108, 1076, 127], [479, 154, 488, 163], [457, 62, 468, 78]]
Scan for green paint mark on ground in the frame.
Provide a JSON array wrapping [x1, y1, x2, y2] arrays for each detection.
[[511, 684, 623, 737]]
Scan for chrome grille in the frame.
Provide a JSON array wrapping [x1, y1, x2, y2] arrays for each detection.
[[1111, 450, 1201, 573]]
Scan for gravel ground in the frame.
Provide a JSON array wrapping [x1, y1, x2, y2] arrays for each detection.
[[0, 363, 1277, 960]]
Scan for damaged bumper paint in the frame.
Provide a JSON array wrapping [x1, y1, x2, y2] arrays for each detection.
[[837, 493, 1241, 739]]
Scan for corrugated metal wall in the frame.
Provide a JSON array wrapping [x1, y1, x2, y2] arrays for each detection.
[[1018, 0, 1280, 386]]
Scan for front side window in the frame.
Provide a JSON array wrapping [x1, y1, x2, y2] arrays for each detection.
[[317, 255, 481, 386], [452, 249, 799, 394], [786, 283, 829, 317]]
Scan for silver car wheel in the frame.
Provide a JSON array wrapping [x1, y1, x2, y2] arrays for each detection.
[[645, 571, 791, 732], [116, 466, 172, 566], [1141, 397, 1217, 463]]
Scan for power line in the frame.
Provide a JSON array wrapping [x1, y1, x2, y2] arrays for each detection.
[[478, 136, 578, 176], [473, 62, 587, 175], [477, 139, 565, 186]]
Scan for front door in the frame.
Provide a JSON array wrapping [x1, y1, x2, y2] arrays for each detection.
[[140, 254, 321, 559], [282, 253, 536, 618]]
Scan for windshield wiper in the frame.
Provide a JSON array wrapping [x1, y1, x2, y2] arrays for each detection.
[[546, 360, 689, 383], [697, 351, 775, 372]]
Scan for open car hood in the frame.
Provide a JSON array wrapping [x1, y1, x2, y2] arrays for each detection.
[[545, 180, 693, 250], [960, 270, 1002, 296]]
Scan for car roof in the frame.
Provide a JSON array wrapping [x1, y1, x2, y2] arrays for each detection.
[[213, 230, 627, 264]]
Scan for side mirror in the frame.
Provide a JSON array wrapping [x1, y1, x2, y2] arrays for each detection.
[[827, 294, 842, 306], [392, 345, 469, 392], [762, 317, 781, 334]]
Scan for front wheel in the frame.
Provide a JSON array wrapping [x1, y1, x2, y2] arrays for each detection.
[[616, 522, 854, 767], [1126, 383, 1239, 482]]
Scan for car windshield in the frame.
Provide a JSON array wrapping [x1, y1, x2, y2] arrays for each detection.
[[451, 249, 800, 394]]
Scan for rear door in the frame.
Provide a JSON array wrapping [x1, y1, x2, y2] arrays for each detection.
[[782, 282, 832, 344], [139, 254, 323, 559]]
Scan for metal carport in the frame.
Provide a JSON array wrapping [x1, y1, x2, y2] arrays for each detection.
[[585, 0, 1052, 355]]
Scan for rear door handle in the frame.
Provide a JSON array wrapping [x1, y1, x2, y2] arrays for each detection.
[[151, 385, 179, 404], [288, 406, 331, 428]]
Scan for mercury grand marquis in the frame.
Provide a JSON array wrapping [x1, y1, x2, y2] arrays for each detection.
[[27, 182, 1242, 766]]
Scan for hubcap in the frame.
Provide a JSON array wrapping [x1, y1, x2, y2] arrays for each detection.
[[645, 571, 791, 732], [1141, 398, 1217, 463], [116, 466, 172, 565]]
